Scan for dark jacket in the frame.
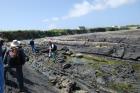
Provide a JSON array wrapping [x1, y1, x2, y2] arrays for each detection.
[[50, 44, 57, 52], [0, 40, 4, 57], [3, 48, 26, 67], [2, 47, 7, 59], [0, 45, 2, 57], [30, 40, 34, 46], [0, 40, 5, 58]]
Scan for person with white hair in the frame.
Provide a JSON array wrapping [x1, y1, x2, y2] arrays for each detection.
[[3, 40, 26, 92]]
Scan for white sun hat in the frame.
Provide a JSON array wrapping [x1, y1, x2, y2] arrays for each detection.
[[10, 40, 20, 48], [18, 41, 21, 45]]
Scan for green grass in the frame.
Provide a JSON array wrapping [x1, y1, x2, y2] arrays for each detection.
[[66, 53, 138, 93], [82, 54, 124, 68], [109, 82, 133, 93], [132, 64, 140, 71]]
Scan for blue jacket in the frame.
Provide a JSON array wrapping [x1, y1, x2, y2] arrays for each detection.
[[0, 45, 4, 93], [0, 45, 2, 57]]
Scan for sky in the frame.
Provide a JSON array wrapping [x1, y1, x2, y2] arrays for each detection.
[[0, 0, 140, 30]]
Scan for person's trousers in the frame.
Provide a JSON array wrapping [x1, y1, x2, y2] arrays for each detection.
[[0, 57, 4, 93], [4, 65, 24, 91], [49, 51, 57, 62], [31, 45, 36, 53]]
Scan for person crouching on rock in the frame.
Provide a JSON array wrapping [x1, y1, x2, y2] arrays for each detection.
[[3, 40, 26, 92], [48, 40, 57, 63]]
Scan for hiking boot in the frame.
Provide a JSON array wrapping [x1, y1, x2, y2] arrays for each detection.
[[18, 90, 25, 93], [19, 92, 25, 93], [16, 88, 25, 93]]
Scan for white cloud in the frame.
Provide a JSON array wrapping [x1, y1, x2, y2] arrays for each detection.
[[42, 19, 50, 22], [64, 0, 136, 19], [43, 0, 136, 22], [52, 17, 59, 21], [105, 0, 135, 8], [47, 24, 57, 30], [42, 17, 59, 23], [63, 1, 94, 19]]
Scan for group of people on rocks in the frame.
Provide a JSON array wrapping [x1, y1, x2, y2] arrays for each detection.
[[0, 38, 57, 93], [29, 39, 57, 62]]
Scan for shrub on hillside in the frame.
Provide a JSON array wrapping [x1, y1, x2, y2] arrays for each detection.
[[89, 28, 106, 33], [105, 27, 119, 31]]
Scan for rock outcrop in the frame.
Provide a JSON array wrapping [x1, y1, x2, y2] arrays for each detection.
[[40, 30, 140, 61], [4, 30, 140, 93]]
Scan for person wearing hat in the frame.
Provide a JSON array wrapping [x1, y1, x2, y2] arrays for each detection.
[[0, 39, 4, 93], [3, 40, 26, 92], [18, 41, 29, 63]]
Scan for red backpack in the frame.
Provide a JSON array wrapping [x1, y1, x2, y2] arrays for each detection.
[[9, 47, 19, 58]]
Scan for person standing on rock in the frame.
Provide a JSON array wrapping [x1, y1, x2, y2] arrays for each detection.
[[3, 40, 26, 92], [48, 40, 57, 63], [0, 39, 5, 93], [29, 39, 36, 53], [18, 41, 29, 62]]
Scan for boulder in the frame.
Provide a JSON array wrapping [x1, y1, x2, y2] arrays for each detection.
[[96, 77, 106, 85], [63, 64, 72, 69], [74, 53, 84, 58], [75, 90, 88, 93], [111, 45, 125, 58], [123, 45, 140, 60], [61, 46, 69, 52], [63, 51, 73, 56]]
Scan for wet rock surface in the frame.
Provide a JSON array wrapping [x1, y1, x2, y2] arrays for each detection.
[[43, 30, 140, 61], [5, 30, 140, 93], [5, 64, 59, 93], [23, 44, 139, 93]]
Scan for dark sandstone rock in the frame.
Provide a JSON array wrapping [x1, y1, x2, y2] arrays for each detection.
[[63, 64, 72, 69]]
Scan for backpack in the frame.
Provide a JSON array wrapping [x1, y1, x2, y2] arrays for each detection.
[[6, 47, 22, 67], [51, 44, 57, 52], [9, 47, 19, 58]]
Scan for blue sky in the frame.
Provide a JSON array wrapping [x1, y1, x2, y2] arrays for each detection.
[[0, 0, 140, 30]]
